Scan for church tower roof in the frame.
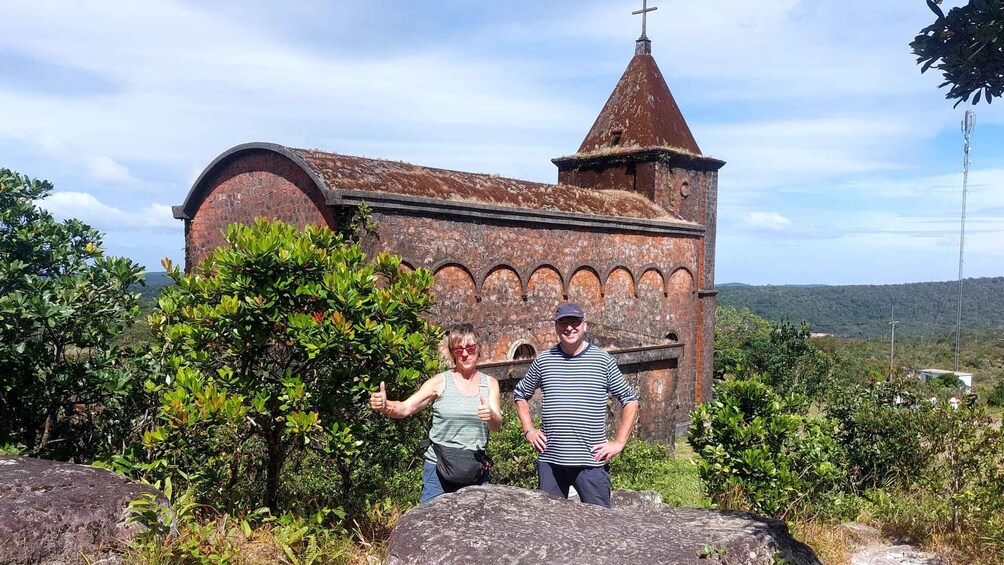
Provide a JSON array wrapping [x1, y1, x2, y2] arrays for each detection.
[[574, 39, 702, 156]]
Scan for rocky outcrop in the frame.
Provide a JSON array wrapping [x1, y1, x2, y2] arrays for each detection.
[[0, 456, 167, 565], [387, 485, 822, 565], [841, 523, 949, 565]]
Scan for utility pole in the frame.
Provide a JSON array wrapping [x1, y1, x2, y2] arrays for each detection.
[[889, 307, 899, 378]]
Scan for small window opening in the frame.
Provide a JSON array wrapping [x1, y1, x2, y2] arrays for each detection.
[[680, 182, 691, 198], [611, 130, 624, 146], [513, 344, 536, 361], [665, 331, 680, 342]]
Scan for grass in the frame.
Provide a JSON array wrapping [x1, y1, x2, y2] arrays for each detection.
[[611, 435, 710, 508]]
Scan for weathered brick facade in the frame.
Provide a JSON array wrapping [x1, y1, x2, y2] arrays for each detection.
[[174, 39, 724, 443]]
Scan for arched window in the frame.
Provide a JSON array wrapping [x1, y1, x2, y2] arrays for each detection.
[[512, 343, 536, 361], [665, 331, 680, 342]]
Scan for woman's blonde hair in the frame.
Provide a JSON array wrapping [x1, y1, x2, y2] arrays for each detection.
[[438, 323, 480, 365]]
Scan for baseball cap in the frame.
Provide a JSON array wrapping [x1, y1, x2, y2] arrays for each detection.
[[554, 303, 585, 321]]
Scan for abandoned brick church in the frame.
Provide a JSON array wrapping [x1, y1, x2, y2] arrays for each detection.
[[173, 32, 725, 442]]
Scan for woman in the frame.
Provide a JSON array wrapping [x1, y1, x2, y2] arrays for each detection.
[[370, 323, 502, 503]]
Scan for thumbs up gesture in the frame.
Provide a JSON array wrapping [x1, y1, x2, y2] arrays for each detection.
[[477, 394, 492, 422], [370, 381, 388, 414]]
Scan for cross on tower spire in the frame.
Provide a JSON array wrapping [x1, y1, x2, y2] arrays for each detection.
[[632, 0, 657, 54], [632, 0, 658, 40]]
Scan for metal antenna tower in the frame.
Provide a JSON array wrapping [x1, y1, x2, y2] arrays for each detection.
[[955, 109, 974, 371]]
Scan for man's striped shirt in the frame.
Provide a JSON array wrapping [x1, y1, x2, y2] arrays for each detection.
[[513, 343, 638, 467]]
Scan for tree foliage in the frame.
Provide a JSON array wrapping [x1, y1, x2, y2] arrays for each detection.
[[0, 168, 144, 457], [139, 218, 442, 513], [925, 403, 1004, 536], [688, 375, 846, 519], [714, 306, 834, 399], [911, 0, 1004, 107], [824, 381, 937, 490]]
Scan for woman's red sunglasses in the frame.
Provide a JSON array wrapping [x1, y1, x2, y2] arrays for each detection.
[[453, 344, 478, 356]]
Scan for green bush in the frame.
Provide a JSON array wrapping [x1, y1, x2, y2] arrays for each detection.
[[714, 307, 834, 399], [825, 381, 937, 490], [0, 168, 144, 459], [136, 218, 441, 518], [924, 403, 1004, 541], [987, 381, 1004, 407], [489, 400, 538, 489], [688, 375, 846, 519], [714, 306, 771, 378]]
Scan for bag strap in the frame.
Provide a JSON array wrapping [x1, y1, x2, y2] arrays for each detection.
[[417, 436, 432, 454]]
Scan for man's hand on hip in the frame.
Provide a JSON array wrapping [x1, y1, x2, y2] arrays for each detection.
[[591, 440, 626, 463], [525, 428, 547, 453]]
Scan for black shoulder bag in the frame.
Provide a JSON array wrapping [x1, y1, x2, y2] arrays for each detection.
[[419, 438, 493, 486]]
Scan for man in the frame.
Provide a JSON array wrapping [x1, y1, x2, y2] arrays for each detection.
[[513, 303, 639, 508]]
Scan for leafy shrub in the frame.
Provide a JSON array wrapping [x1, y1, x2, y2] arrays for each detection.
[[987, 380, 1004, 407], [488, 400, 538, 489], [825, 381, 937, 490], [928, 371, 966, 394], [0, 168, 144, 459], [714, 307, 834, 399], [924, 403, 1004, 542], [688, 375, 846, 519], [714, 306, 771, 378], [136, 219, 441, 518], [128, 477, 366, 565]]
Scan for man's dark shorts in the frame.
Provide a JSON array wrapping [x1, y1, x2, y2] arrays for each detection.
[[537, 461, 611, 508]]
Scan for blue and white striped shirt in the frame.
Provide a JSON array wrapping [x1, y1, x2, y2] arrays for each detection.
[[513, 343, 638, 467]]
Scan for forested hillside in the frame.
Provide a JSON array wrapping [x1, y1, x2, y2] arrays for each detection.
[[716, 277, 1004, 338]]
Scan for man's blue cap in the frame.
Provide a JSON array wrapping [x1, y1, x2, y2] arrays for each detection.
[[554, 303, 585, 321]]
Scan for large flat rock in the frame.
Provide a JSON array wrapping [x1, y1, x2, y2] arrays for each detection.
[[387, 486, 821, 565], [0, 456, 165, 564]]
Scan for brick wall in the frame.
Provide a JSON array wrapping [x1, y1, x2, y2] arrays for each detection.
[[362, 212, 704, 429], [183, 153, 710, 442], [184, 151, 337, 269]]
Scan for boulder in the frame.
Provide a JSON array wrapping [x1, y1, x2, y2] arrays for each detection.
[[387, 485, 822, 565], [0, 456, 167, 565], [840, 523, 949, 565], [850, 545, 949, 565]]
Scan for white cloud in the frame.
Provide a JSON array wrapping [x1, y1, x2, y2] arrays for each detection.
[[39, 192, 176, 230], [86, 156, 139, 186], [743, 212, 791, 232]]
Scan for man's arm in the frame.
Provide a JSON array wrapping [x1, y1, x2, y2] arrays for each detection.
[[592, 354, 639, 463], [515, 398, 547, 452], [513, 358, 547, 452], [591, 400, 637, 463]]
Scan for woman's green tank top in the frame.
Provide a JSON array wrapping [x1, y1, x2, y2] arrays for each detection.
[[425, 372, 489, 463]]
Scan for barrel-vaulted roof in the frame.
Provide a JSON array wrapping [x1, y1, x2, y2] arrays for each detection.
[[290, 148, 681, 220], [174, 143, 699, 230]]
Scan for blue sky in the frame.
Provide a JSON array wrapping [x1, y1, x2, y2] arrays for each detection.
[[2, 1, 1002, 285]]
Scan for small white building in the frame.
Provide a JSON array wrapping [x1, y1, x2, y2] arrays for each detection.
[[918, 368, 973, 391]]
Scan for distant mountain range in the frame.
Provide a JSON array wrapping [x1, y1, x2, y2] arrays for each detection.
[[135, 271, 174, 302], [716, 277, 1004, 339], [137, 272, 1004, 340]]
